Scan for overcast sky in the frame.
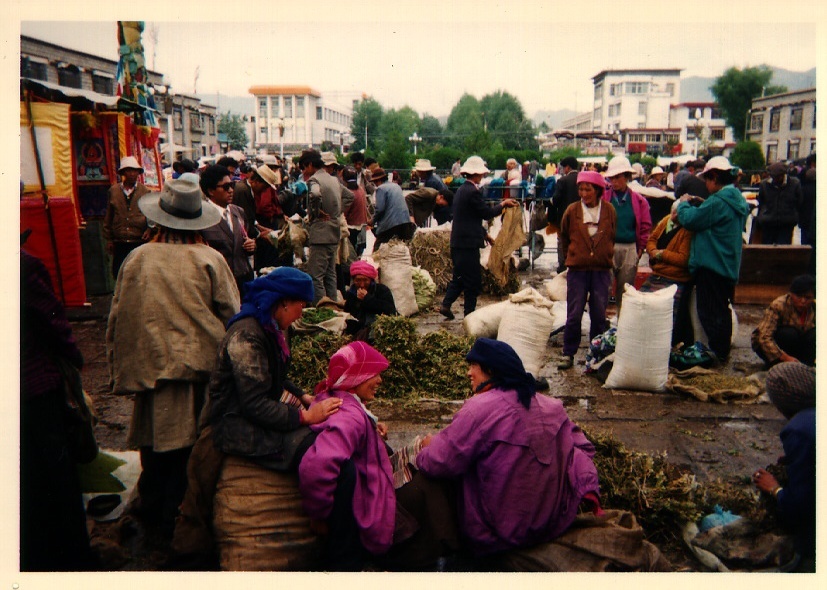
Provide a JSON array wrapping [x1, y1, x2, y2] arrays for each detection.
[[16, 1, 820, 119]]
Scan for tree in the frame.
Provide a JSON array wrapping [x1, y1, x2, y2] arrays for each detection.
[[445, 94, 483, 149], [217, 112, 249, 151], [350, 96, 384, 153], [711, 66, 787, 141], [418, 114, 443, 147], [379, 130, 413, 173], [729, 140, 766, 171], [380, 106, 420, 149], [479, 90, 535, 150]]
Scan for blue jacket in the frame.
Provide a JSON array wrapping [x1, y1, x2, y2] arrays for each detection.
[[373, 181, 410, 235], [450, 181, 504, 249], [677, 184, 749, 282]]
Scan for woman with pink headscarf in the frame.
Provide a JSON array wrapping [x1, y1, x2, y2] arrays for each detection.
[[342, 260, 397, 340], [298, 341, 397, 570]]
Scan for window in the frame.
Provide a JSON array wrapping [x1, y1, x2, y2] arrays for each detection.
[[258, 98, 267, 118], [686, 128, 696, 140], [766, 144, 777, 162], [608, 103, 621, 117], [812, 103, 816, 128], [21, 57, 48, 81], [788, 141, 800, 161], [709, 107, 721, 119], [790, 108, 803, 131], [769, 110, 780, 132], [645, 133, 661, 142], [296, 96, 304, 113], [594, 83, 603, 100], [208, 116, 215, 135], [638, 101, 647, 115], [190, 112, 203, 132], [751, 113, 764, 131], [173, 107, 183, 130], [710, 129, 725, 140], [92, 74, 113, 95], [259, 127, 267, 137], [271, 99, 280, 118], [629, 133, 644, 142], [316, 106, 323, 120], [57, 64, 81, 88], [284, 98, 293, 118], [625, 82, 649, 94], [609, 84, 617, 96], [665, 83, 675, 97]]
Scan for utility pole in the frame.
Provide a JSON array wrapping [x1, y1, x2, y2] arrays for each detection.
[[193, 65, 200, 95]]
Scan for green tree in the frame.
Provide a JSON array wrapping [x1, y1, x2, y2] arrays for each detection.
[[350, 96, 384, 153], [380, 106, 420, 150], [729, 140, 766, 171], [217, 112, 249, 150], [711, 66, 787, 141], [418, 114, 443, 147], [479, 90, 535, 150], [379, 130, 413, 172], [547, 146, 583, 164], [424, 146, 462, 170], [446, 93, 483, 148]]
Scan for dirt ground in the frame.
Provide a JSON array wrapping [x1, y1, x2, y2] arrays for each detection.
[[69, 253, 785, 572]]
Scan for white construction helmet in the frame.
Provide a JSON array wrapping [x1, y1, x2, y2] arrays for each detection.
[[605, 155, 635, 178], [459, 155, 490, 175]]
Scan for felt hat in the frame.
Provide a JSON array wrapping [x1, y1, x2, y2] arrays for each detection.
[[138, 176, 221, 231], [370, 167, 388, 182], [118, 156, 144, 174], [254, 164, 279, 190]]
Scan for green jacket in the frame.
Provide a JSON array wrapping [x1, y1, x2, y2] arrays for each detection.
[[677, 184, 749, 283]]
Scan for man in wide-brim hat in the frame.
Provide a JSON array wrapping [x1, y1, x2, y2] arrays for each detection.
[[107, 175, 240, 537], [103, 155, 153, 278]]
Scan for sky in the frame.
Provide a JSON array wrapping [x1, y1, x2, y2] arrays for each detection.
[[14, 1, 821, 120]]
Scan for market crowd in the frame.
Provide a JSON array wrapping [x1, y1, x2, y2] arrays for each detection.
[[20, 147, 815, 572]]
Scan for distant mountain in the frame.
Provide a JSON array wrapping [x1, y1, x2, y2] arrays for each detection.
[[532, 108, 578, 130], [199, 93, 254, 116], [680, 66, 816, 103]]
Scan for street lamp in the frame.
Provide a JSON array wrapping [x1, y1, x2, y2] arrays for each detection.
[[277, 118, 285, 160], [408, 132, 422, 155], [693, 108, 702, 158]]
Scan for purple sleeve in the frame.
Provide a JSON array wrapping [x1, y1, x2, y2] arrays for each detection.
[[416, 404, 483, 477], [298, 408, 363, 520]]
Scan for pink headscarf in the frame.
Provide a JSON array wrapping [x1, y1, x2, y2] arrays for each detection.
[[325, 341, 389, 392], [349, 260, 378, 280]]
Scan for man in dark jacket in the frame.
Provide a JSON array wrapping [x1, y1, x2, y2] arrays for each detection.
[[439, 156, 518, 319], [551, 156, 580, 271], [757, 162, 803, 244]]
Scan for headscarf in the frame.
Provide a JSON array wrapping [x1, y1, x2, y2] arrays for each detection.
[[227, 267, 314, 329], [466, 338, 537, 409], [322, 341, 389, 393], [349, 260, 378, 280]]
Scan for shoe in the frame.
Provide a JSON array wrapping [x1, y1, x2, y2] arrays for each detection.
[[557, 356, 574, 370], [439, 306, 455, 320]]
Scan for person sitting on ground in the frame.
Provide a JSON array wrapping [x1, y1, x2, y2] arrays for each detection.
[[751, 274, 816, 368], [640, 199, 694, 346], [557, 170, 617, 370], [754, 359, 816, 571], [298, 342, 397, 570], [343, 260, 397, 340], [415, 338, 601, 559]]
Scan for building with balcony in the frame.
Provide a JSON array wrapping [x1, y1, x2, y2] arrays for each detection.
[[746, 88, 816, 164], [667, 102, 734, 158], [156, 92, 219, 162], [591, 69, 682, 135], [249, 85, 353, 156]]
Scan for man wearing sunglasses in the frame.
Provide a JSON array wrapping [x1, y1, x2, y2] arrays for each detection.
[[200, 165, 257, 296]]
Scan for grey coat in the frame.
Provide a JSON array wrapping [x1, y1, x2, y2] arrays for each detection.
[[307, 169, 342, 245]]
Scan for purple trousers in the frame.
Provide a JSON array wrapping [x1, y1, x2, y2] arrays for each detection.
[[563, 269, 612, 357]]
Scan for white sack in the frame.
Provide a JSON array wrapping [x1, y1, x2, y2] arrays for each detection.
[[604, 284, 677, 392], [373, 242, 419, 317], [544, 270, 568, 301], [463, 300, 511, 338], [497, 301, 555, 377]]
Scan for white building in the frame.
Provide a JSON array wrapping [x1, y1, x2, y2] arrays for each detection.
[[249, 85, 353, 156], [746, 88, 816, 164], [591, 69, 682, 134], [667, 102, 734, 158]]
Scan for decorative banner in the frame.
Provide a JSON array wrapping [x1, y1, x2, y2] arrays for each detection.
[[20, 101, 81, 225], [75, 138, 110, 182], [140, 146, 161, 189]]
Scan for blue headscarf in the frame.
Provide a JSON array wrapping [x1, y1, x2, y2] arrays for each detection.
[[227, 267, 314, 329], [466, 338, 537, 409]]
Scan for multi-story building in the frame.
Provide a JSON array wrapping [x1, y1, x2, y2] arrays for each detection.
[[746, 88, 816, 163], [21, 34, 218, 163], [667, 102, 734, 157], [591, 69, 682, 135], [249, 85, 353, 156]]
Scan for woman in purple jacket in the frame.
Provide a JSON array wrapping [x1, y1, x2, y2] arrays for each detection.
[[416, 338, 601, 558]]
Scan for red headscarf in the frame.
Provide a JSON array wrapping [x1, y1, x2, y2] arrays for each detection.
[[324, 341, 389, 392], [349, 260, 378, 280]]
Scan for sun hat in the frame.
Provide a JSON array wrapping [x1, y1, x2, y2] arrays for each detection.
[[321, 151, 339, 167], [631, 162, 645, 179], [118, 155, 144, 174], [261, 154, 278, 166], [138, 176, 220, 231], [576, 170, 606, 188], [254, 164, 279, 190], [650, 166, 665, 175], [370, 167, 388, 182], [350, 260, 378, 280], [414, 158, 436, 172], [604, 156, 635, 178], [700, 156, 733, 177], [460, 155, 490, 175]]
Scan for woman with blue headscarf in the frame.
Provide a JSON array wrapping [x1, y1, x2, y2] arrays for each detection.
[[208, 267, 342, 462], [415, 338, 601, 558]]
